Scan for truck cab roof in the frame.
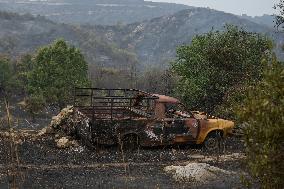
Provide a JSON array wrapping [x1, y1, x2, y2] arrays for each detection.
[[153, 94, 180, 104]]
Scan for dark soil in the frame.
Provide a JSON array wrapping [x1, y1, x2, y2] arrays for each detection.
[[0, 133, 246, 189]]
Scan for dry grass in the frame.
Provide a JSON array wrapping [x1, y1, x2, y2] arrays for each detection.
[[3, 96, 25, 189]]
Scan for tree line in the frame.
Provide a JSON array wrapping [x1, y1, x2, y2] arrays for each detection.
[[0, 39, 173, 116]]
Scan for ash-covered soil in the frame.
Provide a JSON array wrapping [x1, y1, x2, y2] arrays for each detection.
[[0, 133, 246, 189]]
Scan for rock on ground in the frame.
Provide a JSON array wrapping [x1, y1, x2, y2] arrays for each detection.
[[55, 137, 79, 149], [164, 163, 235, 184]]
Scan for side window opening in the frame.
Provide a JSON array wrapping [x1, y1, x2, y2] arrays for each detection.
[[165, 103, 193, 118]]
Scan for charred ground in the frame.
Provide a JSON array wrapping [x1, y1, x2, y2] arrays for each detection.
[[0, 130, 246, 189]]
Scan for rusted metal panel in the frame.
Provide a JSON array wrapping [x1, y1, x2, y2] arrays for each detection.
[[184, 119, 199, 139], [153, 94, 180, 103], [154, 102, 166, 119]]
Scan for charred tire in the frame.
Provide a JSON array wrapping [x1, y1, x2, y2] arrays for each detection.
[[120, 134, 140, 151], [203, 131, 224, 152]]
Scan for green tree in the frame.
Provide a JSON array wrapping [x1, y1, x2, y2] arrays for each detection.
[[0, 55, 17, 96], [171, 26, 272, 115], [236, 57, 284, 188], [15, 54, 33, 93], [27, 39, 90, 109]]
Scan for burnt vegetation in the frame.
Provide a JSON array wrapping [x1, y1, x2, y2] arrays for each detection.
[[0, 1, 283, 189]]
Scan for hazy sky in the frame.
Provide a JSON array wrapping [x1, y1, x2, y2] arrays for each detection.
[[150, 0, 278, 16]]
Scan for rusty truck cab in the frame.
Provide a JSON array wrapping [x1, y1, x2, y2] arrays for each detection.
[[142, 94, 200, 145]]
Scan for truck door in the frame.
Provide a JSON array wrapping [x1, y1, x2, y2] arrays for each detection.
[[164, 118, 188, 135], [163, 117, 199, 143], [184, 118, 200, 139]]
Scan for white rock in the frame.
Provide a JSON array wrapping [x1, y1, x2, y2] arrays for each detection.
[[3, 132, 10, 137], [37, 128, 47, 136], [56, 137, 70, 148], [72, 146, 85, 153], [164, 163, 234, 184]]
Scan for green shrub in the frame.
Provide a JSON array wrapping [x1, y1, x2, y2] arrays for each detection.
[[171, 25, 272, 115], [236, 57, 284, 188]]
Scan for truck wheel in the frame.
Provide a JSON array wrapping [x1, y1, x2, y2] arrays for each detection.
[[203, 131, 224, 152], [121, 134, 140, 151]]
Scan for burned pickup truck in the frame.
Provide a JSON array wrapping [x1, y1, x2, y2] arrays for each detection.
[[73, 88, 234, 151]]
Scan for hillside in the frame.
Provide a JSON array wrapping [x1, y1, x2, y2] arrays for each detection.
[[0, 11, 138, 70], [90, 8, 284, 65], [240, 14, 275, 28], [1, 8, 283, 69], [0, 0, 190, 25]]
